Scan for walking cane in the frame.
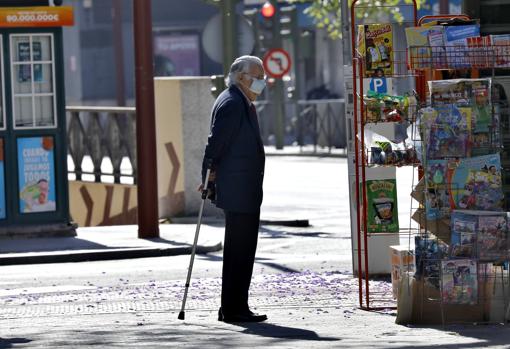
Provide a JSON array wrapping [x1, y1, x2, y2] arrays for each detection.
[[178, 165, 212, 320]]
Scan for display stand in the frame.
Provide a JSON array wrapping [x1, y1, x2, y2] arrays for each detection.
[[350, 0, 420, 310], [404, 14, 510, 325]]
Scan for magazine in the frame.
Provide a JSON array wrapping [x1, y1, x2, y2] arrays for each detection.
[[428, 26, 447, 68], [447, 153, 504, 212], [444, 25, 480, 69], [450, 211, 478, 258], [490, 34, 510, 68], [441, 259, 478, 305], [477, 214, 508, 261], [405, 26, 432, 68]]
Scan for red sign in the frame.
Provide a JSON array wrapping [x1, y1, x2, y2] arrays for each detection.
[[263, 48, 291, 79], [0, 6, 74, 28]]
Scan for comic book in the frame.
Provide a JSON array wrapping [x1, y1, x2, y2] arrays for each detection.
[[425, 159, 450, 220], [365, 179, 399, 233], [477, 213, 508, 261], [441, 259, 478, 305], [421, 105, 471, 159], [415, 235, 449, 289], [447, 153, 504, 212], [450, 211, 478, 258]]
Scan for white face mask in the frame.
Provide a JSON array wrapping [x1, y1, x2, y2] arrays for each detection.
[[249, 78, 266, 95], [243, 73, 266, 95]]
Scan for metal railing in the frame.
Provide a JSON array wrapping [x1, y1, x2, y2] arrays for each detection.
[[66, 99, 346, 183], [66, 106, 137, 184], [254, 98, 346, 153]]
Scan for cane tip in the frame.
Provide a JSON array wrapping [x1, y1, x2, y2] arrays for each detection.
[[178, 311, 185, 320]]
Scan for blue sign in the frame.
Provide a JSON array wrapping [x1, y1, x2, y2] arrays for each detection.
[[369, 77, 388, 93], [18, 137, 56, 214], [0, 139, 5, 220]]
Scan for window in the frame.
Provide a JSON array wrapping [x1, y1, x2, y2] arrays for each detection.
[[11, 34, 56, 129]]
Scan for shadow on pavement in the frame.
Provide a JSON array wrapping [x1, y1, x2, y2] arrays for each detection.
[[233, 322, 341, 342], [0, 337, 32, 349], [259, 226, 334, 239]]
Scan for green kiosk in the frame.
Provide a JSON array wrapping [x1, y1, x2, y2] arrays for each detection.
[[0, 3, 75, 237]]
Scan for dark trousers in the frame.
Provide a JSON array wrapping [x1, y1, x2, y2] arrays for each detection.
[[221, 209, 260, 315]]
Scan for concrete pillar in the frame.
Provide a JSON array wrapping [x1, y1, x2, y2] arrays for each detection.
[[154, 77, 223, 218]]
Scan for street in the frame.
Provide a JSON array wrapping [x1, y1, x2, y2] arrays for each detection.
[[2, 156, 510, 348]]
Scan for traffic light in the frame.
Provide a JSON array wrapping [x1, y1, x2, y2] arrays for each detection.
[[261, 1, 275, 19]]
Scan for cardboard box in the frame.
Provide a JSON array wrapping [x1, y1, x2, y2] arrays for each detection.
[[390, 245, 415, 298]]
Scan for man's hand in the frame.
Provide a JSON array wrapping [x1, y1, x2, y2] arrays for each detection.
[[197, 171, 216, 192]]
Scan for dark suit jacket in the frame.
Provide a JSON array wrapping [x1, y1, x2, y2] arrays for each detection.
[[202, 85, 265, 213]]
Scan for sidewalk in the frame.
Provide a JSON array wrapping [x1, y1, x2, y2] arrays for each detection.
[[0, 223, 224, 266]]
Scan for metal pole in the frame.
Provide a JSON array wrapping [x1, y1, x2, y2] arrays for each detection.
[[341, 0, 351, 63], [112, 0, 126, 106], [133, 0, 159, 239], [222, 0, 238, 75], [270, 0, 286, 150]]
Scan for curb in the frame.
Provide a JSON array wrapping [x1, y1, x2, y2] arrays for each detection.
[[0, 242, 223, 266]]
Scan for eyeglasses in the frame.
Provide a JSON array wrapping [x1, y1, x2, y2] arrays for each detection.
[[243, 72, 267, 81]]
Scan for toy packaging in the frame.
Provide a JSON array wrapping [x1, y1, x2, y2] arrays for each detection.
[[365, 179, 399, 233], [425, 159, 450, 220], [415, 235, 449, 288], [357, 24, 393, 77], [441, 258, 478, 305]]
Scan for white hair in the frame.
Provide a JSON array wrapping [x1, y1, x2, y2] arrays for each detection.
[[226, 55, 263, 87]]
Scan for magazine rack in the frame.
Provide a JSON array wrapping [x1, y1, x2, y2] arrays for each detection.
[[407, 15, 510, 325], [350, 0, 420, 311]]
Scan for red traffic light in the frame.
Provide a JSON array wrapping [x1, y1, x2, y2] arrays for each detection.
[[261, 1, 275, 18]]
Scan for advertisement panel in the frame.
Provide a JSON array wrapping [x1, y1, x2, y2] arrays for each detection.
[[0, 138, 5, 219], [17, 136, 56, 213], [0, 6, 74, 28], [154, 35, 201, 76]]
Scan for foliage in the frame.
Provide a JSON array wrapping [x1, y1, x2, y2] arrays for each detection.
[[289, 0, 425, 40]]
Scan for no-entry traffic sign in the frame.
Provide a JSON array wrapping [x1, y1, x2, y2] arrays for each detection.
[[263, 48, 291, 79]]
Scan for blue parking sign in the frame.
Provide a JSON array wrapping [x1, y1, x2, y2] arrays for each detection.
[[369, 77, 388, 93]]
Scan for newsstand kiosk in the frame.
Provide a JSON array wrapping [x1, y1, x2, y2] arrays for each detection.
[[0, 5, 75, 236]]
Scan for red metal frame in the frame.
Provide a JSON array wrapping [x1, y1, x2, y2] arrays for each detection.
[[351, 0, 418, 310]]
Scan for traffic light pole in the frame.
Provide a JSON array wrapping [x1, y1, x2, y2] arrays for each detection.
[[133, 0, 159, 239], [270, 0, 286, 150], [222, 0, 238, 75]]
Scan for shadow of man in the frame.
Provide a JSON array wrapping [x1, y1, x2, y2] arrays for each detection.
[[231, 322, 340, 342], [0, 337, 32, 349]]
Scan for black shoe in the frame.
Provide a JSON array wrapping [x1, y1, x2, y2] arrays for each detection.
[[218, 307, 267, 323]]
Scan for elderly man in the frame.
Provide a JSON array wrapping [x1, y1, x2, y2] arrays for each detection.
[[201, 56, 267, 323]]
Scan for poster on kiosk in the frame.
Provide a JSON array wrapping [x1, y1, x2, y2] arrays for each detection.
[[0, 139, 5, 219], [17, 137, 56, 214]]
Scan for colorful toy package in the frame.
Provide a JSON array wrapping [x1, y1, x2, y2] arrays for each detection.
[[365, 179, 399, 233], [441, 258, 478, 305], [357, 24, 393, 77], [363, 90, 417, 123]]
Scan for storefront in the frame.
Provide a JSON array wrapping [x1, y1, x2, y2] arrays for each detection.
[[0, 5, 74, 236]]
